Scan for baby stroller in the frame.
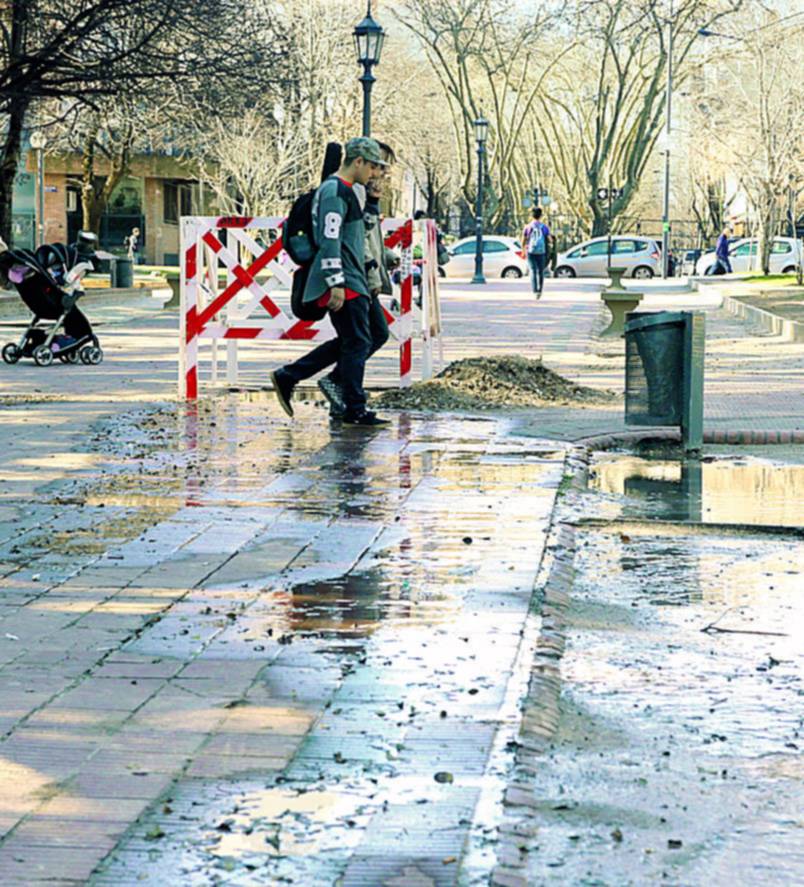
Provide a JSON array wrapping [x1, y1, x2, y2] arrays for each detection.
[[1, 231, 103, 367]]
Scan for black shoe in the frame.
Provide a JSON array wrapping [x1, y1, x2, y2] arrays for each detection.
[[318, 376, 346, 417], [270, 369, 295, 418], [342, 409, 390, 427]]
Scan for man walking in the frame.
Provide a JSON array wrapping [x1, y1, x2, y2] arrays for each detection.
[[318, 141, 396, 418], [707, 225, 733, 275], [522, 207, 550, 297], [270, 138, 389, 427]]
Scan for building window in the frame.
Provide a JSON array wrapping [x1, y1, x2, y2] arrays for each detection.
[[164, 181, 193, 224]]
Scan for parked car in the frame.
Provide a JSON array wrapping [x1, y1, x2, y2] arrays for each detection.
[[695, 237, 803, 276], [680, 249, 703, 276], [443, 236, 528, 279], [554, 236, 661, 279]]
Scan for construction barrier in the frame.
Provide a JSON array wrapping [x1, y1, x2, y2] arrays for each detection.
[[178, 215, 443, 399]]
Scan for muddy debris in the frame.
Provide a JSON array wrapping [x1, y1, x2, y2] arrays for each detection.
[[372, 356, 615, 411]]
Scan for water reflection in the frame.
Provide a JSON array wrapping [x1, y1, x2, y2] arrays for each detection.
[[592, 454, 804, 528]]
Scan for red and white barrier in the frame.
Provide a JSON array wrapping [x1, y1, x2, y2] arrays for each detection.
[[178, 215, 443, 399]]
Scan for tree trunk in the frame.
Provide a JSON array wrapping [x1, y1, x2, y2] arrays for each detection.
[[0, 104, 27, 246], [79, 123, 132, 240]]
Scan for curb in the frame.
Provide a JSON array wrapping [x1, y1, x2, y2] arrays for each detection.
[[491, 521, 578, 887], [491, 423, 803, 884], [722, 293, 804, 343], [575, 428, 804, 448]]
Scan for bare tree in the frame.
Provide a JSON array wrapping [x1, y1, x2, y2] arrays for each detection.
[[698, 10, 804, 273], [0, 0, 285, 243], [540, 0, 743, 236], [397, 0, 572, 231]]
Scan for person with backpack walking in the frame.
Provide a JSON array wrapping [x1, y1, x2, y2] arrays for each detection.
[[317, 141, 396, 417], [271, 137, 389, 427], [522, 207, 550, 297]]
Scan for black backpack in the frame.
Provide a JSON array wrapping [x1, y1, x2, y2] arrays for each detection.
[[286, 142, 342, 322]]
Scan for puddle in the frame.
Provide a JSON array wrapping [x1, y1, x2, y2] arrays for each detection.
[[590, 452, 804, 527], [517, 451, 804, 885], [72, 403, 563, 884]]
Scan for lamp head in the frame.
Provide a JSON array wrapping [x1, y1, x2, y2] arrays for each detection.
[[474, 117, 489, 144], [30, 131, 47, 150], [353, 2, 385, 66]]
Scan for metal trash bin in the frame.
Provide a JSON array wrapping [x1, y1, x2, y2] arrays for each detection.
[[624, 310, 705, 452], [110, 257, 134, 288]]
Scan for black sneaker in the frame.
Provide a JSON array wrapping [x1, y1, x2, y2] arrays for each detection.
[[342, 409, 390, 427], [270, 369, 295, 418], [318, 376, 346, 417]]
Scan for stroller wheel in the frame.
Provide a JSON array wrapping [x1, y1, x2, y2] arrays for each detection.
[[33, 344, 54, 367], [80, 345, 103, 365], [2, 343, 21, 364], [65, 350, 80, 364]]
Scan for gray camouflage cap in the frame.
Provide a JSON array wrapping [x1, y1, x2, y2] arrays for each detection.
[[344, 137, 389, 166]]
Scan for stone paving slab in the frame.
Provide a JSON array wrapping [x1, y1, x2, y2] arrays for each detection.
[[1, 276, 802, 882], [0, 410, 558, 885]]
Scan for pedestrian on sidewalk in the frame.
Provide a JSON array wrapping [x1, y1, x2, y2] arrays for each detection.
[[318, 141, 396, 417], [270, 137, 390, 427], [523, 207, 550, 297], [707, 225, 733, 276]]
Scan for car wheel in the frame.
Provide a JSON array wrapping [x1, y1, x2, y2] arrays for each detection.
[[555, 266, 576, 278], [501, 266, 523, 279], [633, 265, 654, 280], [782, 266, 796, 274]]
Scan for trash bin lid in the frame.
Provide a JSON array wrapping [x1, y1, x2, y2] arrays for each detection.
[[624, 310, 687, 334]]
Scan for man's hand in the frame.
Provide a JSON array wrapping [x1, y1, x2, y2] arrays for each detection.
[[328, 288, 346, 312]]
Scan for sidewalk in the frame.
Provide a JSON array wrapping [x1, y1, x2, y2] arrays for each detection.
[[0, 278, 801, 884]]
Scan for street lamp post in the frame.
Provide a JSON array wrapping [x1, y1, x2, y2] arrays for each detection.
[[30, 131, 47, 248], [353, 2, 385, 138], [471, 116, 489, 285], [661, 14, 674, 279]]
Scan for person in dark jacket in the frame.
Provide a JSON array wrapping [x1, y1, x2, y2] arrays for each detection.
[[270, 137, 389, 427], [707, 226, 733, 275], [318, 141, 397, 417]]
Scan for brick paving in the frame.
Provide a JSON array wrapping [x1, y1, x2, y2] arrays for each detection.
[[0, 277, 801, 883]]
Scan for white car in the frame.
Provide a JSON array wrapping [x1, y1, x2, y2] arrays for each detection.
[[443, 236, 528, 279], [554, 235, 662, 279], [695, 237, 803, 276]]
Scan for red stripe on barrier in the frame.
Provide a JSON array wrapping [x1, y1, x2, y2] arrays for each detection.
[[381, 305, 395, 324], [400, 339, 412, 377], [185, 244, 197, 280], [259, 296, 281, 318], [384, 219, 412, 250], [216, 216, 255, 228], [202, 231, 223, 253], [186, 366, 198, 400], [401, 271, 412, 313], [186, 305, 198, 343], [223, 328, 262, 339], [281, 320, 319, 340]]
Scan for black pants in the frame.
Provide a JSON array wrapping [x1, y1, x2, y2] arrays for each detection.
[[283, 296, 388, 413]]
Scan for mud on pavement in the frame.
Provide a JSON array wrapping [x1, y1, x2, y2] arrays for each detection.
[[0, 394, 570, 885], [495, 445, 804, 887]]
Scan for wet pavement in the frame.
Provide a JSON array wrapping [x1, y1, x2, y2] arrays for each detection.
[[1, 280, 804, 884], [497, 450, 804, 886], [0, 397, 566, 884]]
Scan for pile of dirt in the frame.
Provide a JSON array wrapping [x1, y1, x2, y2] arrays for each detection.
[[372, 356, 616, 411]]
